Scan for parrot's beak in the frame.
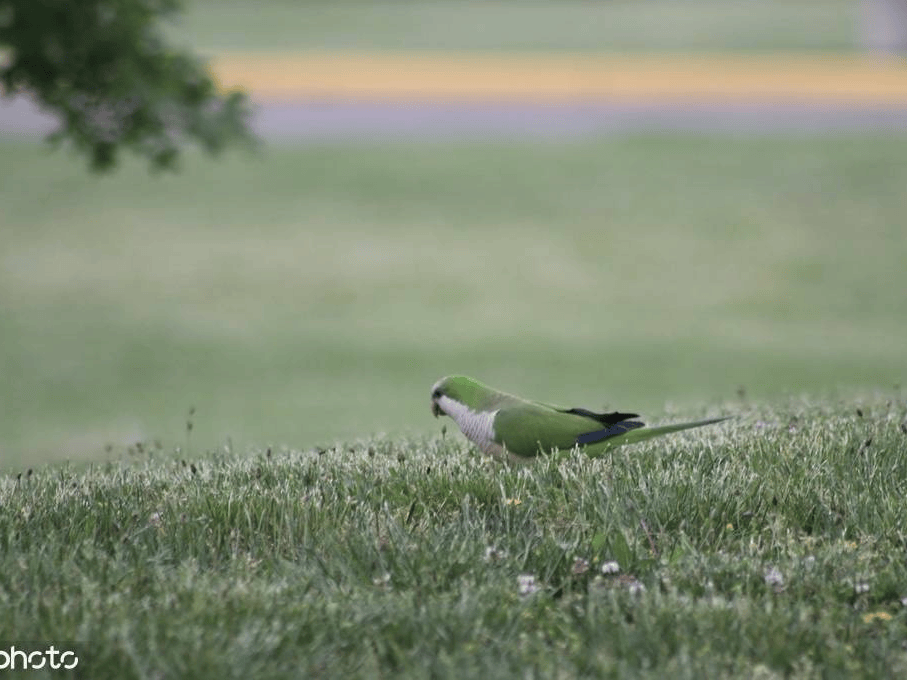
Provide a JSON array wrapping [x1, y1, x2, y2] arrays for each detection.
[[431, 400, 442, 418]]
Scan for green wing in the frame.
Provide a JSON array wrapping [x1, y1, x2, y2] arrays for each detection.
[[494, 401, 728, 459], [493, 402, 642, 458]]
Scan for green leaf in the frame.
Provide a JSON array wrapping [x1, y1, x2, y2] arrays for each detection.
[[610, 530, 633, 568], [590, 532, 607, 555]]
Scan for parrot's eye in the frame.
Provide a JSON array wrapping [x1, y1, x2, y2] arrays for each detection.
[[432, 388, 442, 400]]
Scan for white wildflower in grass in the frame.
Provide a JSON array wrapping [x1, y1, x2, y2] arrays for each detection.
[[484, 546, 507, 562], [571, 557, 590, 575], [373, 572, 392, 588], [517, 574, 540, 596], [148, 512, 163, 528], [854, 582, 870, 594], [764, 566, 784, 588], [901, 597, 907, 607], [601, 560, 620, 575], [628, 580, 646, 595]]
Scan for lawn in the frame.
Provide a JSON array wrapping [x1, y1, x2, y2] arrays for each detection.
[[1, 135, 905, 467], [169, 0, 860, 53], [1, 400, 906, 678]]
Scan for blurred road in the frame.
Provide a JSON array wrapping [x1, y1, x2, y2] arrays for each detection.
[[249, 101, 907, 138], [6, 97, 907, 140], [3, 52, 907, 139]]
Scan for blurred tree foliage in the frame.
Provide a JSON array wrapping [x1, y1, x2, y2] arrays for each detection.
[[0, 0, 253, 171]]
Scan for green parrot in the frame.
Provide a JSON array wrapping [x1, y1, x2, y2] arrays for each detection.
[[430, 375, 727, 460]]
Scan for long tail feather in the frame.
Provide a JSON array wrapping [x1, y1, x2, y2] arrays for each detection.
[[584, 416, 730, 457]]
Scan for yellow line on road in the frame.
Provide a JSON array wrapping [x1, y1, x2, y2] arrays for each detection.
[[210, 52, 907, 104]]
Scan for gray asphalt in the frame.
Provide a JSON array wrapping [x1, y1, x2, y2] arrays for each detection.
[[3, 95, 907, 141]]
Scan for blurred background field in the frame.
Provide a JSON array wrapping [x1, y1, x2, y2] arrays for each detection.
[[2, 0, 907, 468], [170, 0, 859, 52], [3, 136, 906, 468]]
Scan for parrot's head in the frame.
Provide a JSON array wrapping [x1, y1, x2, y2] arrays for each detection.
[[431, 375, 491, 418], [430, 376, 453, 418]]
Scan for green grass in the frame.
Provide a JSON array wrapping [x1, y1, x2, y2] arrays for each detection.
[[2, 135, 906, 467], [2, 399, 907, 678], [169, 0, 860, 53]]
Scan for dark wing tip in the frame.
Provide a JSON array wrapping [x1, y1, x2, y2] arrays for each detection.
[[576, 420, 645, 446], [562, 408, 640, 425]]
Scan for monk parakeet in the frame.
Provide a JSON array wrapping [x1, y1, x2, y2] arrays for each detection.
[[430, 375, 727, 460]]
